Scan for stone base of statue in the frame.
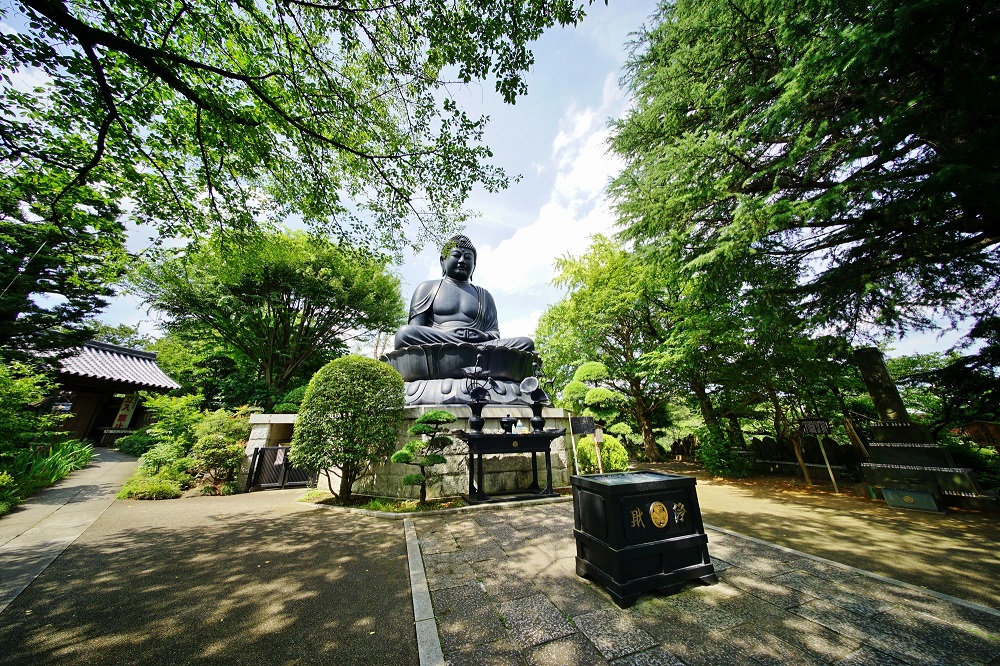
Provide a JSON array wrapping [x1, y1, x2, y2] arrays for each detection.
[[381, 342, 541, 406]]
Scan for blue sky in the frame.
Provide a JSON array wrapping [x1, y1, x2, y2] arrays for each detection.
[[94, 1, 965, 357]]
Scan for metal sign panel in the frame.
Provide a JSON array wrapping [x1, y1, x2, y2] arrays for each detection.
[[570, 416, 596, 435], [799, 419, 831, 435]]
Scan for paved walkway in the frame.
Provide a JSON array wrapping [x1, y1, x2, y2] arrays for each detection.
[[2, 454, 999, 665], [411, 500, 1000, 665], [0, 453, 418, 666], [0, 448, 137, 614]]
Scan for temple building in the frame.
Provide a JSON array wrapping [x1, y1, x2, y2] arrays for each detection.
[[53, 341, 180, 444]]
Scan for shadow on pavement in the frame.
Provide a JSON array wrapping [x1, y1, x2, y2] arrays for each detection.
[[643, 462, 1000, 610], [0, 494, 416, 666]]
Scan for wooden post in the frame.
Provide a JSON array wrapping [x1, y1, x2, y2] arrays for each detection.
[[594, 424, 605, 474]]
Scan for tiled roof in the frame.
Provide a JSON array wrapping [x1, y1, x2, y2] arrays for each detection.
[[58, 341, 180, 390]]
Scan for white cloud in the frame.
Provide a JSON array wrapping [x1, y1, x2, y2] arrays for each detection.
[[475, 73, 627, 299], [501, 310, 544, 340]]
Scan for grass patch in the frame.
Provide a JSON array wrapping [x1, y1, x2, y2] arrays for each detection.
[[117, 473, 183, 500], [299, 491, 466, 513]]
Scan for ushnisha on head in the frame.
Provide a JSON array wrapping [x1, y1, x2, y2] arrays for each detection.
[[440, 234, 477, 281]]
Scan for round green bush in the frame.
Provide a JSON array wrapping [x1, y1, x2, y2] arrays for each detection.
[[576, 433, 629, 474], [117, 474, 183, 500], [289, 355, 404, 501], [192, 433, 246, 486]]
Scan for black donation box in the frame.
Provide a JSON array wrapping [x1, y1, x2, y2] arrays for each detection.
[[572, 471, 717, 608]]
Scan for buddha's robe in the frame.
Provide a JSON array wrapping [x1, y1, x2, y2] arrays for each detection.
[[393, 278, 534, 351]]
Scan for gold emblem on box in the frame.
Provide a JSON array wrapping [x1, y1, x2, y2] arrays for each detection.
[[649, 501, 669, 528]]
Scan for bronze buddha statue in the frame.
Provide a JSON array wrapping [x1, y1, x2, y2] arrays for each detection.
[[383, 235, 540, 405]]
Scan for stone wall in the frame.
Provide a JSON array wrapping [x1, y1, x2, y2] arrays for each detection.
[[244, 406, 577, 499]]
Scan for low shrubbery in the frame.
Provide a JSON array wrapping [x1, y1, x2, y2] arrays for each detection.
[[115, 429, 158, 456], [695, 426, 751, 478], [1, 361, 94, 515], [117, 473, 184, 500], [117, 396, 252, 499], [576, 433, 629, 474]]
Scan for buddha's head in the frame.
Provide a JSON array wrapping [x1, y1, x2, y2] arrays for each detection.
[[440, 234, 477, 281]]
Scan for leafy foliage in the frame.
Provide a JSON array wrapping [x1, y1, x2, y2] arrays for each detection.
[[609, 0, 1000, 338], [192, 435, 245, 491], [273, 386, 309, 414], [132, 229, 404, 407], [191, 407, 251, 490], [576, 433, 629, 474], [90, 323, 154, 350], [0, 361, 93, 503], [289, 355, 404, 501], [117, 474, 183, 501], [0, 170, 127, 357], [144, 393, 204, 454], [3, 0, 592, 252], [391, 409, 456, 504], [0, 360, 63, 450], [537, 235, 677, 460], [114, 429, 158, 457], [695, 426, 751, 479], [125, 401, 249, 496], [1, 439, 93, 499]]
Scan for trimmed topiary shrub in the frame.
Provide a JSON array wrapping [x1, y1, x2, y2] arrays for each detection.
[[117, 474, 183, 500], [289, 356, 405, 502], [577, 433, 629, 474], [273, 386, 308, 413], [391, 409, 456, 504]]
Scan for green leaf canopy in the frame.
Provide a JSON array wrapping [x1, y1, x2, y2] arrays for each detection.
[[131, 228, 404, 403], [609, 0, 1000, 336], [2, 0, 591, 251]]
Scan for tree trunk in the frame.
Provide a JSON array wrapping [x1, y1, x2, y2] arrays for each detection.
[[339, 464, 354, 502], [725, 411, 746, 449], [689, 373, 722, 432], [635, 407, 659, 461], [766, 381, 811, 484]]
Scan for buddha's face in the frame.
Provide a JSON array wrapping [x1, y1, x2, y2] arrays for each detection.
[[441, 246, 475, 281]]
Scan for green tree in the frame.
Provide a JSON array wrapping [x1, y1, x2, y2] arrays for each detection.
[[3, 1, 594, 251], [132, 228, 404, 408], [1, 168, 127, 357], [391, 409, 455, 504], [609, 0, 1000, 339], [289, 355, 404, 501], [91, 323, 153, 349], [0, 360, 63, 451], [576, 433, 629, 474], [537, 235, 676, 460]]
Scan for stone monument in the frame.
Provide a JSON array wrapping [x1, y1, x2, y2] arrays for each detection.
[[382, 235, 544, 406]]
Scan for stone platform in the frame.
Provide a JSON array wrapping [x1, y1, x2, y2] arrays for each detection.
[[245, 407, 577, 500]]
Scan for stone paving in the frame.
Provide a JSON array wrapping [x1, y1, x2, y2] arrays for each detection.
[[412, 501, 1000, 666]]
